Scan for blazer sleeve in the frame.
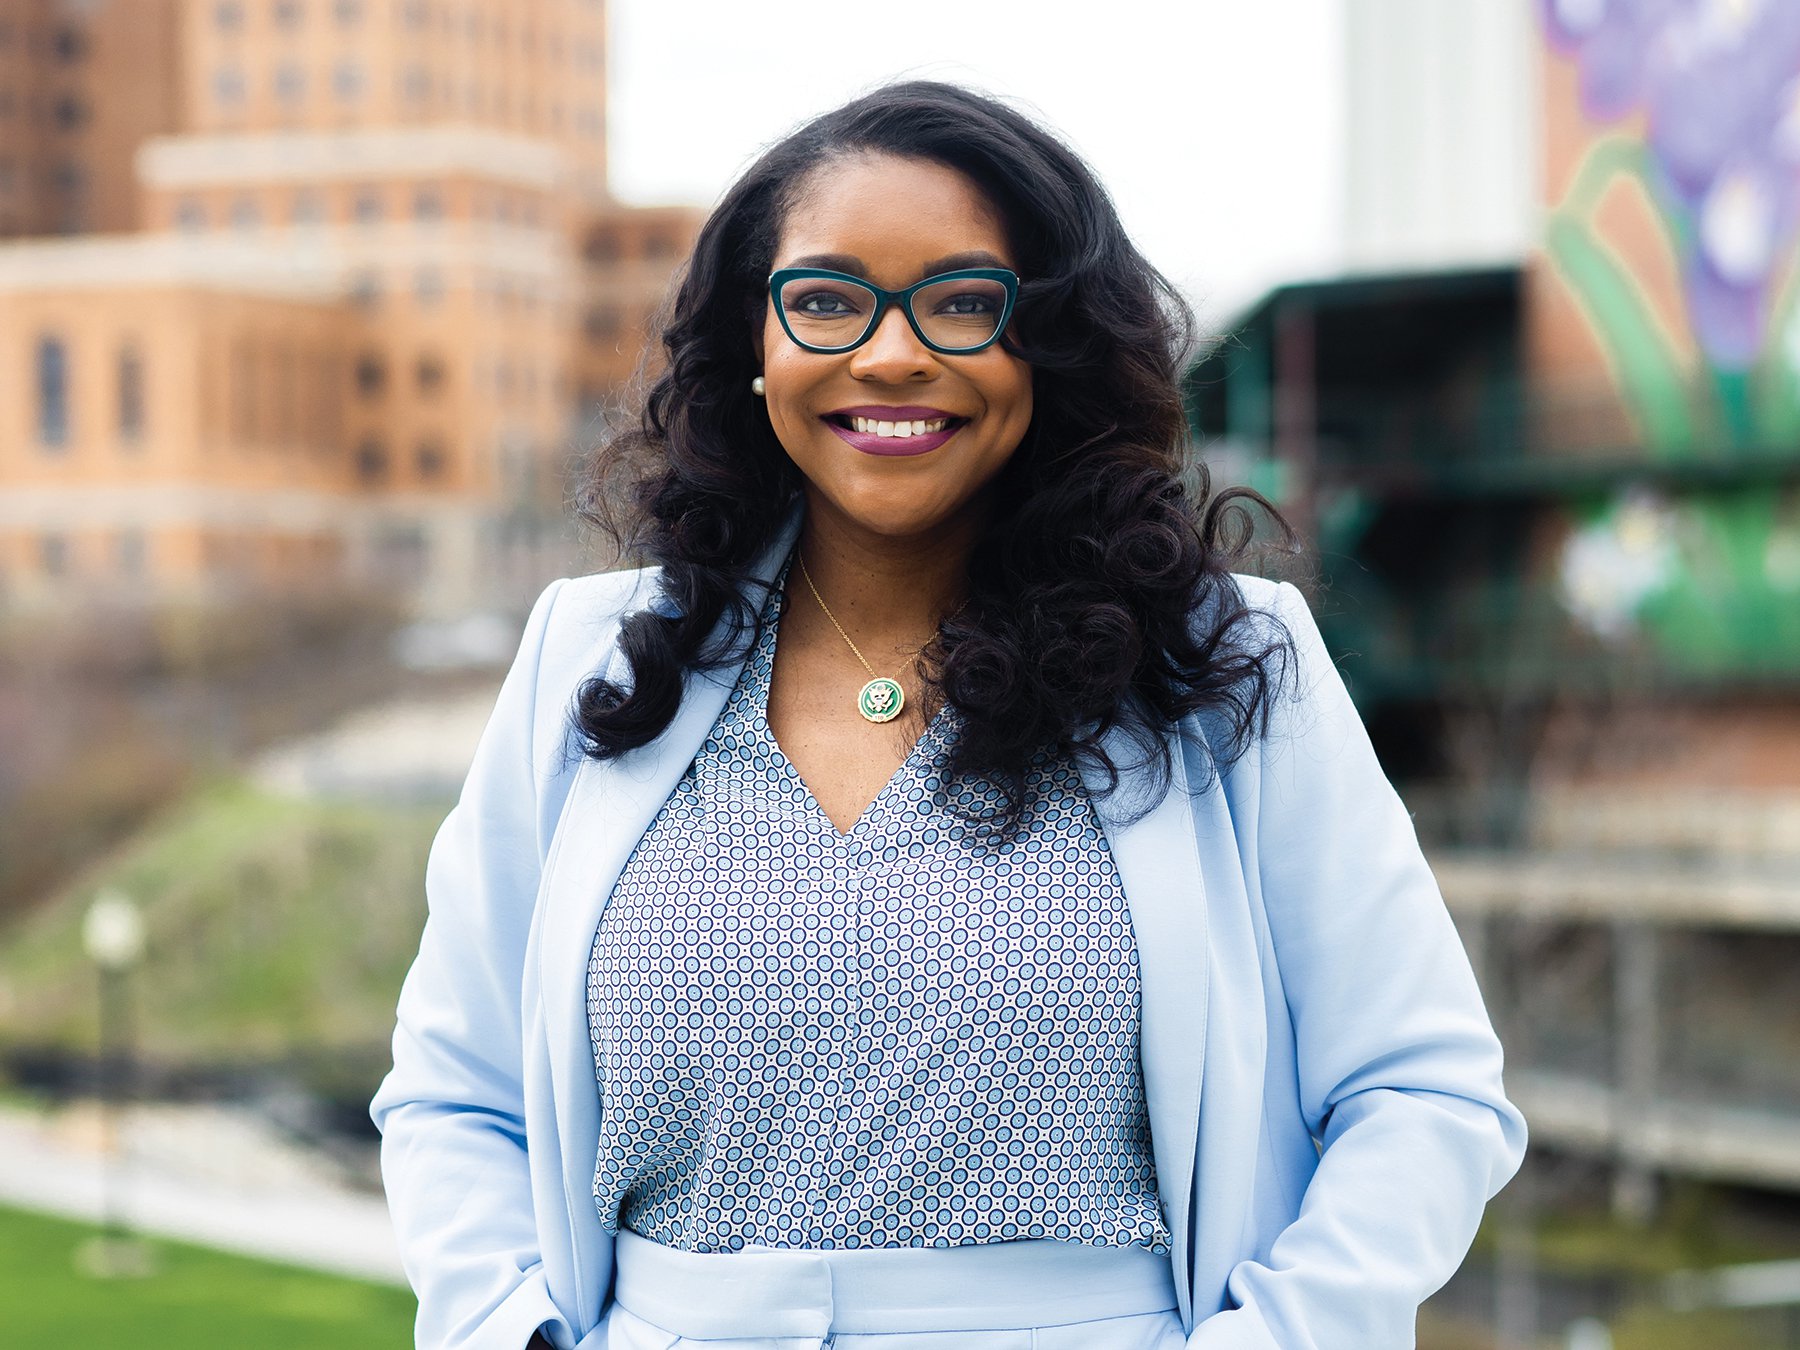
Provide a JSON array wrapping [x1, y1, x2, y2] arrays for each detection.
[[370, 576, 573, 1350], [1190, 580, 1529, 1350]]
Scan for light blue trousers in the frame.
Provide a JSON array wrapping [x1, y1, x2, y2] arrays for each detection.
[[598, 1229, 1185, 1350]]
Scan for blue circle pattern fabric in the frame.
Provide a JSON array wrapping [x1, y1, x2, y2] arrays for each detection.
[[587, 555, 1172, 1254]]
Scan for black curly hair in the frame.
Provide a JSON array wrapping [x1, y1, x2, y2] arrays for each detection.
[[573, 79, 1302, 835]]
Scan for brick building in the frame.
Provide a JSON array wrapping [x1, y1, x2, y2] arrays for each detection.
[[0, 0, 702, 613]]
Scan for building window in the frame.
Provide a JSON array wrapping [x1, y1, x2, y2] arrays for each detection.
[[412, 183, 443, 220], [40, 534, 70, 577], [584, 224, 621, 263], [352, 186, 381, 222], [118, 344, 145, 443], [37, 336, 70, 448], [274, 63, 306, 102], [415, 438, 446, 480], [401, 0, 428, 30], [52, 95, 88, 131], [115, 530, 146, 575], [401, 64, 431, 103], [349, 270, 380, 308], [355, 438, 387, 483], [230, 196, 261, 229], [51, 27, 88, 62], [374, 523, 426, 584], [175, 195, 206, 230], [214, 1, 244, 29], [416, 353, 445, 394], [333, 0, 362, 23], [289, 189, 324, 224], [353, 351, 385, 397], [332, 59, 363, 101], [231, 340, 255, 442], [213, 67, 246, 105], [274, 0, 304, 29], [584, 305, 621, 342], [414, 268, 444, 306], [272, 342, 297, 447]]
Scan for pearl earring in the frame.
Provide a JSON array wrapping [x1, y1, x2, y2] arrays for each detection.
[[751, 376, 766, 396]]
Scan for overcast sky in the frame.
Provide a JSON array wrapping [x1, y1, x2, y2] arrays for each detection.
[[605, 0, 1347, 329]]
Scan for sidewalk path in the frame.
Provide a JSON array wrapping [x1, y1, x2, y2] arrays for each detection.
[[249, 685, 497, 803], [0, 1101, 405, 1286]]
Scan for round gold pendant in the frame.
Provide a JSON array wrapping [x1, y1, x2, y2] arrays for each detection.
[[857, 677, 905, 724]]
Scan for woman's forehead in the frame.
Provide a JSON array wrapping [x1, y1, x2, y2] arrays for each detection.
[[775, 154, 1014, 281]]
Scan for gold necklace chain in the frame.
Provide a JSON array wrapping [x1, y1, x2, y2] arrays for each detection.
[[796, 550, 890, 682], [793, 550, 965, 725]]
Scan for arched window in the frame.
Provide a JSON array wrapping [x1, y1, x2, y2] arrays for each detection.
[[37, 336, 69, 448]]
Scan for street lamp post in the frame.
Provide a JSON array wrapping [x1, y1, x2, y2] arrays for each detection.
[[78, 888, 151, 1278]]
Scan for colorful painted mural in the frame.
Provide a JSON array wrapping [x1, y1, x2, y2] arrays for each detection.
[[1536, 0, 1800, 671], [1540, 0, 1800, 450]]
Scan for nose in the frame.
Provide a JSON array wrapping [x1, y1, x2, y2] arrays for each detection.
[[847, 302, 935, 382]]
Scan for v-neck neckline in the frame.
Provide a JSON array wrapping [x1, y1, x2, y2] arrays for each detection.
[[745, 555, 955, 843]]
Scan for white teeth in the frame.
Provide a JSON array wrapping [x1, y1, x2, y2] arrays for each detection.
[[849, 416, 950, 436]]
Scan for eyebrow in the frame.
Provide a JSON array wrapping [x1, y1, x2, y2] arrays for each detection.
[[779, 250, 1012, 281]]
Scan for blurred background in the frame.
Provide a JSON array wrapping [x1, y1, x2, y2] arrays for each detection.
[[1, 0, 1797, 1346]]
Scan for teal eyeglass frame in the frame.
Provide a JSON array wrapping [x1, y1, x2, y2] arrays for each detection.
[[767, 266, 1020, 355]]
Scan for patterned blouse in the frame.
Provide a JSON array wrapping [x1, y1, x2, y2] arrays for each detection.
[[586, 554, 1172, 1254]]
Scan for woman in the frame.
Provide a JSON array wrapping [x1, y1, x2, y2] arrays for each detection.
[[371, 80, 1527, 1350]]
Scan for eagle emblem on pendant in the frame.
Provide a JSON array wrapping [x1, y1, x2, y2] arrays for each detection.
[[857, 677, 905, 724]]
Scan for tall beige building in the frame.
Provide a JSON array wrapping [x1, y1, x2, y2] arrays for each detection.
[[0, 0, 701, 614]]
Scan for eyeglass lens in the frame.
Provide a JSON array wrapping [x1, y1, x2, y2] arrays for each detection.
[[777, 274, 1009, 351]]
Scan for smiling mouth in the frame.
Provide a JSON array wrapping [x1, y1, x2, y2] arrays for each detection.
[[824, 413, 969, 439]]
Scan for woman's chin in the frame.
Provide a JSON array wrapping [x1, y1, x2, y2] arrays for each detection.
[[804, 488, 974, 543]]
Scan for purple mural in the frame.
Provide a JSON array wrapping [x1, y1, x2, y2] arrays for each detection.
[[1543, 0, 1800, 370]]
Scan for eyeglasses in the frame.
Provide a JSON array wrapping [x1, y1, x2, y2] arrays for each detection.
[[767, 266, 1020, 355]]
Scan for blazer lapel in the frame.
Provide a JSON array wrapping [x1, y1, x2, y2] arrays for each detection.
[[537, 507, 804, 1321], [1084, 727, 1209, 1334]]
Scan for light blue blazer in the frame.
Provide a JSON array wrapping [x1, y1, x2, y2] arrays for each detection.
[[370, 509, 1528, 1350]]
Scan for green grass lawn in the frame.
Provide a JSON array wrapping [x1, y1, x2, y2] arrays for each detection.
[[0, 776, 448, 1067], [0, 1203, 417, 1349]]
